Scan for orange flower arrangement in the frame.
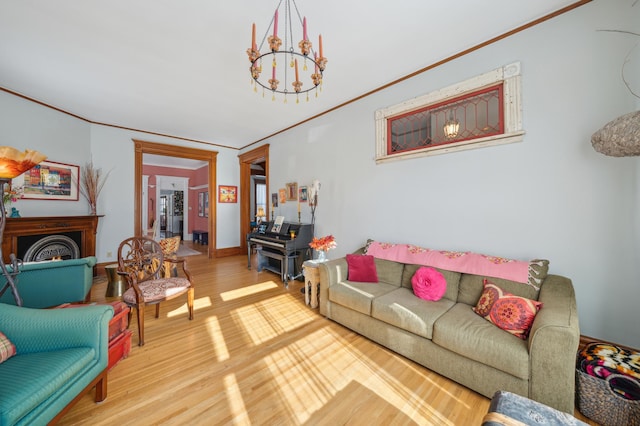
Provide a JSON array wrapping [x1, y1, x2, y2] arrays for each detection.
[[309, 235, 336, 252]]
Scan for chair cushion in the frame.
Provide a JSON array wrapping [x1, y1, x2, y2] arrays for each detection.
[[123, 277, 191, 304]]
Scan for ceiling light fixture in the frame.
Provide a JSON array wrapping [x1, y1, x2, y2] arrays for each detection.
[[247, 0, 327, 104]]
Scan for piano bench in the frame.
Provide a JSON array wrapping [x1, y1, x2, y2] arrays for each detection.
[[192, 230, 208, 245]]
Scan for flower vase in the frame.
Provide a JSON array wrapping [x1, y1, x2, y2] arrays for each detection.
[[315, 250, 327, 262]]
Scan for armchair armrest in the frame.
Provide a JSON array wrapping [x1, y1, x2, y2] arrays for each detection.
[[527, 274, 580, 413], [0, 303, 113, 355], [318, 258, 348, 316]]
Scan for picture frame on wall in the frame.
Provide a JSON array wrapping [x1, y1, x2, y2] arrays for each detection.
[[286, 182, 298, 201], [271, 192, 278, 207], [13, 160, 80, 201], [198, 192, 205, 217], [299, 186, 308, 202], [204, 191, 209, 217], [218, 185, 237, 203], [278, 188, 286, 204]]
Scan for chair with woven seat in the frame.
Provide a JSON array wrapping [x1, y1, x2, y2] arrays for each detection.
[[117, 236, 194, 346]]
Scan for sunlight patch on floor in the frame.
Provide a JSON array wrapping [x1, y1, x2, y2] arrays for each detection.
[[219, 281, 279, 301], [231, 294, 315, 346], [165, 296, 211, 317], [223, 374, 250, 424], [206, 315, 230, 362]]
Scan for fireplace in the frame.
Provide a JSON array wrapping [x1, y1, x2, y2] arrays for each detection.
[[2, 216, 101, 267], [20, 233, 81, 262]]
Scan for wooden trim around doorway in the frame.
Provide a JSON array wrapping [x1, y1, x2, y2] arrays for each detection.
[[133, 139, 218, 259]]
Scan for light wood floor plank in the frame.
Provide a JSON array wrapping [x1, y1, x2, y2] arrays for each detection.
[[57, 242, 597, 425]]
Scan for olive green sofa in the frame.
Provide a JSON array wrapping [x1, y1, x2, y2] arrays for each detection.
[[0, 257, 96, 308], [318, 252, 580, 413], [0, 302, 113, 425]]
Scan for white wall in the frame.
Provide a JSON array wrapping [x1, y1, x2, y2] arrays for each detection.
[[89, 125, 240, 262], [0, 95, 240, 262], [0, 90, 92, 216], [253, 0, 640, 348]]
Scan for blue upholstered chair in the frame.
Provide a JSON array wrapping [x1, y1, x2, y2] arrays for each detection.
[[0, 302, 113, 425]]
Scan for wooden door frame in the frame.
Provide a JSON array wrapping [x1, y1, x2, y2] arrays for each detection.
[[239, 144, 269, 254], [133, 139, 218, 259]]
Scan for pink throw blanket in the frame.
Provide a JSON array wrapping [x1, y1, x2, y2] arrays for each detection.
[[365, 241, 538, 288]]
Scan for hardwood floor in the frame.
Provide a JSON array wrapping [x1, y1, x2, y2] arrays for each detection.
[[59, 242, 597, 425]]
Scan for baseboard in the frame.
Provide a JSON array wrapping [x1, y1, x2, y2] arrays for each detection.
[[215, 246, 243, 257], [579, 334, 638, 353]]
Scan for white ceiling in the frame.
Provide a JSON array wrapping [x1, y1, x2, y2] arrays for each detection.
[[0, 1, 578, 151]]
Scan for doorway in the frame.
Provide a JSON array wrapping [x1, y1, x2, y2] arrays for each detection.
[[239, 144, 269, 253], [133, 139, 217, 259]]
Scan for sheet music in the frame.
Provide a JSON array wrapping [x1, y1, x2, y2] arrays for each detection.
[[271, 216, 285, 233]]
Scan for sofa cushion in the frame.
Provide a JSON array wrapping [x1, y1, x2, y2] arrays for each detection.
[[346, 254, 378, 282], [402, 264, 460, 302], [457, 274, 541, 307], [411, 267, 447, 301], [0, 347, 95, 425], [328, 281, 398, 315], [373, 258, 405, 287], [433, 303, 530, 380], [372, 287, 455, 339], [473, 280, 542, 340], [0, 332, 15, 364]]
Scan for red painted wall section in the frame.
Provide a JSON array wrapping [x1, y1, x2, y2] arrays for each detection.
[[142, 164, 209, 235], [191, 165, 209, 232]]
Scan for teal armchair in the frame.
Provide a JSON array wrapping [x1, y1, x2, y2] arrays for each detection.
[[0, 302, 113, 425], [0, 256, 97, 308]]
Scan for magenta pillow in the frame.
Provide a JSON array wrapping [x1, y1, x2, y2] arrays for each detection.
[[411, 267, 447, 301], [346, 254, 378, 282]]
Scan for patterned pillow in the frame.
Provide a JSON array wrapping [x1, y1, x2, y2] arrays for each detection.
[[473, 279, 542, 339], [0, 331, 16, 364]]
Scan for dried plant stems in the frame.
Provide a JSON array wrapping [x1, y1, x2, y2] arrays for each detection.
[[80, 161, 110, 214]]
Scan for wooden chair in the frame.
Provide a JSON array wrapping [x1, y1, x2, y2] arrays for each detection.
[[117, 236, 194, 346]]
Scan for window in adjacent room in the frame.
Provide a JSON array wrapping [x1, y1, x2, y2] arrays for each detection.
[[375, 62, 524, 163]]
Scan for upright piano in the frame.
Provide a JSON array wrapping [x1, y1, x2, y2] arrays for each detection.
[[246, 221, 314, 287]]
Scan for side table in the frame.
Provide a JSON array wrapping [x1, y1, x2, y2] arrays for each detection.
[[302, 260, 321, 308]]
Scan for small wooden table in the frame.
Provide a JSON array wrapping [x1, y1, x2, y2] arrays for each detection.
[[302, 260, 321, 308]]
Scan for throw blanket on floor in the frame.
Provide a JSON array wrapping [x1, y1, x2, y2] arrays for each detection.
[[364, 241, 548, 290]]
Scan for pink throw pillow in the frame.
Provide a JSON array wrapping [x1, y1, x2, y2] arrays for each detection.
[[473, 279, 542, 339], [346, 254, 378, 283], [411, 267, 447, 301]]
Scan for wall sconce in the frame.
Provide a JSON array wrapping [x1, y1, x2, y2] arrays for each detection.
[[444, 110, 460, 139]]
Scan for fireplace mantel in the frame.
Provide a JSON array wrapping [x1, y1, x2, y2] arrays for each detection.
[[2, 215, 102, 264]]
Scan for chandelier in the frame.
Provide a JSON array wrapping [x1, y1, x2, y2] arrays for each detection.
[[246, 0, 327, 103]]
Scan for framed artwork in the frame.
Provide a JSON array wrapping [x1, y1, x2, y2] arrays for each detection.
[[218, 185, 237, 203], [299, 186, 308, 202], [271, 192, 278, 207], [286, 182, 298, 201], [13, 160, 79, 201], [198, 192, 209, 217], [278, 188, 286, 204]]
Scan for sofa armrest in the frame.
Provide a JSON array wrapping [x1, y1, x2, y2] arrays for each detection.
[[0, 303, 113, 356], [318, 258, 348, 316], [527, 274, 580, 413]]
